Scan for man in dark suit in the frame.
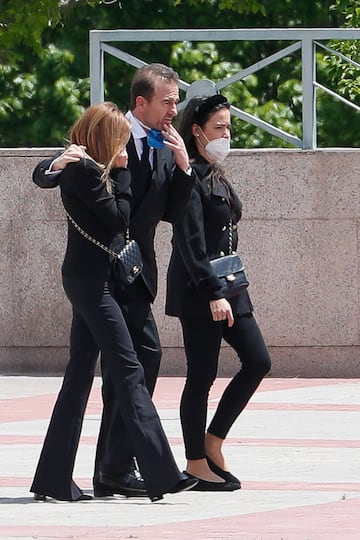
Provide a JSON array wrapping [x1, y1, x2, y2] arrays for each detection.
[[33, 63, 194, 497]]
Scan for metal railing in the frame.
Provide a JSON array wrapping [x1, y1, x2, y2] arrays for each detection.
[[89, 28, 360, 149]]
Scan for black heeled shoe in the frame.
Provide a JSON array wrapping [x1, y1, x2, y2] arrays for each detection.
[[206, 456, 241, 488], [150, 475, 199, 502], [169, 475, 199, 494], [150, 493, 164, 502], [33, 492, 92, 502]]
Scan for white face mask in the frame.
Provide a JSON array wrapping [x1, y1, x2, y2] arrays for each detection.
[[205, 137, 230, 163]]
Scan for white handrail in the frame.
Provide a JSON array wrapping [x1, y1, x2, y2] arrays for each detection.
[[89, 28, 360, 149]]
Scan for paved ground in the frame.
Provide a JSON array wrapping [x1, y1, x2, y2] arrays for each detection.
[[0, 376, 359, 540]]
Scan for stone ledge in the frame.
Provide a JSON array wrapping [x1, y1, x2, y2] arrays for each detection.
[[1, 346, 359, 378], [2, 149, 360, 379]]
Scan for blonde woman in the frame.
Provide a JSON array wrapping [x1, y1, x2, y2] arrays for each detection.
[[31, 102, 197, 502]]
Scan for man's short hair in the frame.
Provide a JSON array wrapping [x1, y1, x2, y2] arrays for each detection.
[[130, 63, 179, 110]]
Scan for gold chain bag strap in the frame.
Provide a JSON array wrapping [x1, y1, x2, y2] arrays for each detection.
[[209, 220, 249, 298], [65, 210, 143, 285]]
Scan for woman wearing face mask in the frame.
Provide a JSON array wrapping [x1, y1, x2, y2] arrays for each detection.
[[165, 95, 271, 491]]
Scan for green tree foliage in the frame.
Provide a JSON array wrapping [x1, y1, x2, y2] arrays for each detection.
[[172, 0, 266, 16], [0, 45, 89, 146], [0, 0, 359, 147], [0, 0, 104, 63], [327, 0, 360, 103], [314, 0, 360, 146]]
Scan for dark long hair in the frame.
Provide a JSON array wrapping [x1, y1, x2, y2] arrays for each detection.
[[179, 95, 240, 216], [178, 94, 230, 161]]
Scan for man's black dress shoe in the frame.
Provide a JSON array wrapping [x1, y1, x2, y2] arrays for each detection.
[[206, 456, 241, 488], [34, 492, 92, 501], [94, 471, 147, 498]]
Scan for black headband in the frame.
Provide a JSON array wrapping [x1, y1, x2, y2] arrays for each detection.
[[192, 94, 229, 124]]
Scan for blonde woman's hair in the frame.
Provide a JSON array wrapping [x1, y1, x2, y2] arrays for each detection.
[[69, 101, 131, 190]]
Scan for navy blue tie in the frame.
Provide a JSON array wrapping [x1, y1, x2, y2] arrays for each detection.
[[140, 136, 152, 182]]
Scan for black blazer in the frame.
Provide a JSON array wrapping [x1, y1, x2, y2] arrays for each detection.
[[165, 161, 253, 319], [32, 135, 195, 300], [59, 159, 131, 279]]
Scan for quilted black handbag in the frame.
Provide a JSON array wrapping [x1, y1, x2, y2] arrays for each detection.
[[65, 211, 143, 285], [210, 221, 249, 298], [111, 237, 143, 285], [210, 253, 249, 298]]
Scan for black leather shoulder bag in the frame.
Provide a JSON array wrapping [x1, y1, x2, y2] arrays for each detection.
[[210, 220, 249, 298]]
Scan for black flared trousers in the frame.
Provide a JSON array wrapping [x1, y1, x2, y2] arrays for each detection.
[[30, 277, 182, 500]]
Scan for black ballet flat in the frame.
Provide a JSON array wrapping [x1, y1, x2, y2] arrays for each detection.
[[206, 456, 241, 488], [33, 492, 92, 502], [184, 473, 239, 492]]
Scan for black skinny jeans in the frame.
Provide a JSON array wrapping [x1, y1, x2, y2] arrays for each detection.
[[179, 313, 271, 460]]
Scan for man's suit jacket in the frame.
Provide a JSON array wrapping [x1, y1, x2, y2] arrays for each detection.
[[32, 135, 195, 301]]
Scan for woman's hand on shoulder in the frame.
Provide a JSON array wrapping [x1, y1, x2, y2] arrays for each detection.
[[52, 144, 86, 171], [209, 298, 234, 327], [112, 147, 128, 169]]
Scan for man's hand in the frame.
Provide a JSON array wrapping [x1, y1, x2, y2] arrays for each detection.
[[162, 123, 191, 173], [209, 298, 234, 327], [51, 144, 86, 171]]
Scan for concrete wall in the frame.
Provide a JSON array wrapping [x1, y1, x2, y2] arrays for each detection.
[[1, 147, 360, 377]]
